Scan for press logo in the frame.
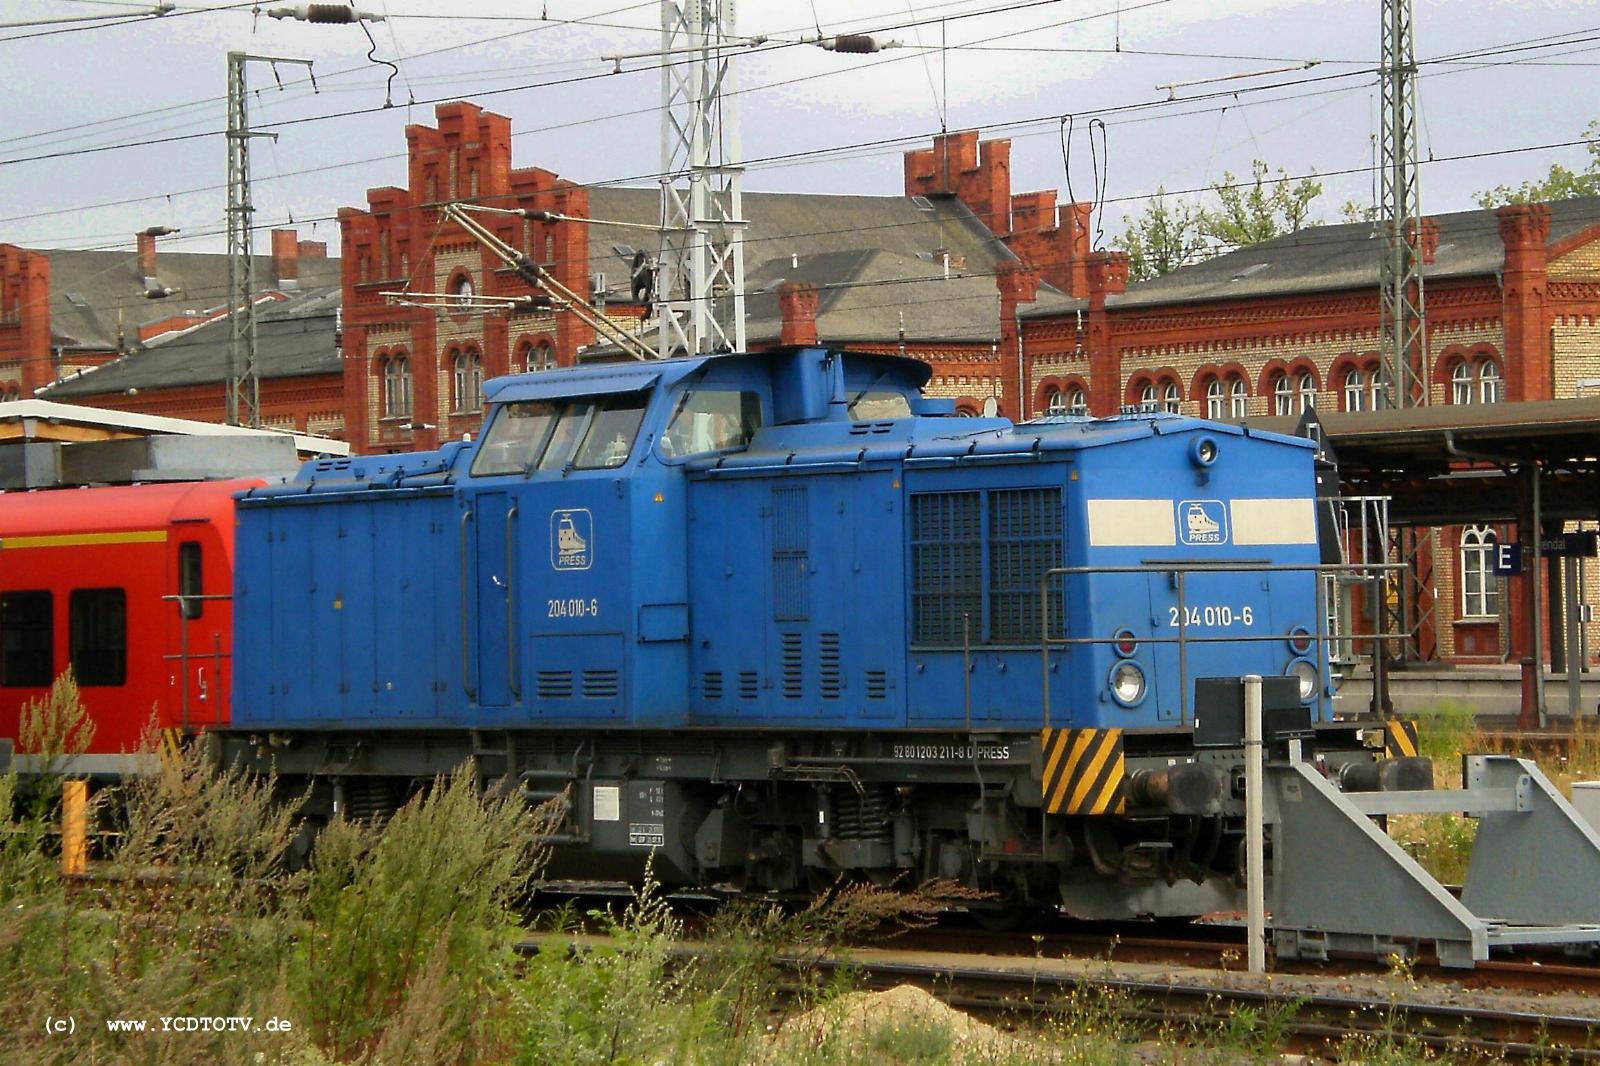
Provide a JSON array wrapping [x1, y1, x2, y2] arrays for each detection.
[[551, 508, 593, 570], [1178, 500, 1228, 545]]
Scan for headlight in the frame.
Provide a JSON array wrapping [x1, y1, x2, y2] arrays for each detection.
[[1287, 658, 1318, 702], [1113, 629, 1138, 657], [1189, 435, 1219, 467], [1109, 660, 1146, 706], [1287, 626, 1313, 656]]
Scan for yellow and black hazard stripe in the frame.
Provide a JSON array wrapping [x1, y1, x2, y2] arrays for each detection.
[[160, 727, 185, 771], [1040, 727, 1125, 815], [1384, 718, 1420, 759]]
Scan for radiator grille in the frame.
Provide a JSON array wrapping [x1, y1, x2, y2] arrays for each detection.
[[989, 488, 1064, 643], [911, 491, 982, 645]]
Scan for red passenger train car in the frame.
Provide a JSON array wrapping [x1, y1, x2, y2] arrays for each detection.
[[0, 479, 262, 774]]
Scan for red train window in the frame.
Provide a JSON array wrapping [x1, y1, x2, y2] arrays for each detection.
[[179, 542, 203, 620], [0, 590, 53, 687], [70, 588, 126, 687]]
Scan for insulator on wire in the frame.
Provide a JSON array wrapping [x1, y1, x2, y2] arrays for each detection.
[[268, 4, 383, 23]]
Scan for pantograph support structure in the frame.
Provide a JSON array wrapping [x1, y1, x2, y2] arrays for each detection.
[[656, 0, 747, 358], [226, 52, 313, 427]]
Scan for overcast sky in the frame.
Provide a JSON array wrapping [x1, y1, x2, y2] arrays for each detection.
[[0, 0, 1594, 261]]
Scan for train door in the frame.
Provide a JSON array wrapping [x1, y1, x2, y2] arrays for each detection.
[[471, 491, 517, 709], [171, 535, 226, 728]]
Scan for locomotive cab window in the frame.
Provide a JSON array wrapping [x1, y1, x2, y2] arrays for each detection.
[[847, 390, 912, 421], [573, 392, 649, 469], [470, 400, 558, 476], [661, 389, 762, 458], [0, 590, 53, 688], [70, 588, 126, 687], [178, 541, 203, 620]]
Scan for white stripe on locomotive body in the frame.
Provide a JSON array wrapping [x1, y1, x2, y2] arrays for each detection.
[[1086, 497, 1317, 547], [1085, 499, 1177, 547], [1229, 498, 1318, 546]]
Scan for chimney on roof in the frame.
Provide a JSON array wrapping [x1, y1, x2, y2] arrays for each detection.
[[298, 239, 328, 260], [136, 225, 177, 288], [272, 228, 301, 289], [778, 281, 820, 347]]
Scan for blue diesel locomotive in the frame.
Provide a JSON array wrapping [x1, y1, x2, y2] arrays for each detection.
[[220, 346, 1379, 918]]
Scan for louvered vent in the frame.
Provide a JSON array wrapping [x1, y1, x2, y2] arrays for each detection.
[[702, 671, 723, 700], [739, 671, 759, 700], [819, 632, 841, 699], [537, 671, 573, 699], [583, 670, 619, 699], [781, 633, 803, 699], [866, 670, 888, 700]]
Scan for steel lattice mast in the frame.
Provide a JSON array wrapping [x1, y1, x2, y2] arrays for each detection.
[[1379, 0, 1425, 408], [225, 52, 311, 427], [657, 0, 746, 357]]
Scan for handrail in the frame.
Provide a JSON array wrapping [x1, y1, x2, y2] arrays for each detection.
[[506, 504, 521, 701], [460, 509, 476, 701], [1038, 559, 1408, 729]]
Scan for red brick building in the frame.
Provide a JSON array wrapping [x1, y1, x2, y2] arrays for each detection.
[[6, 230, 341, 434]]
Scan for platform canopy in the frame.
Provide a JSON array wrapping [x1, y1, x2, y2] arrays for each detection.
[[1244, 398, 1600, 526], [0, 399, 348, 459]]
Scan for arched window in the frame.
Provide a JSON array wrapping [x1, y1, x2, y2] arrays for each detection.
[[1343, 367, 1366, 412], [383, 355, 413, 420], [1067, 386, 1088, 416], [1452, 361, 1474, 405], [1045, 388, 1066, 416], [1371, 366, 1392, 410], [1297, 372, 1316, 411], [1273, 374, 1293, 416], [1460, 526, 1500, 619], [535, 340, 554, 371], [450, 272, 475, 310], [1139, 381, 1157, 408], [1162, 381, 1181, 414], [453, 349, 483, 413], [1229, 377, 1248, 419], [1479, 360, 1502, 404], [1205, 378, 1225, 419]]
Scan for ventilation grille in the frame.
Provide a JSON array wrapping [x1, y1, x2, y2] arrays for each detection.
[[312, 458, 353, 473], [781, 632, 803, 699], [582, 670, 619, 699], [866, 670, 888, 700], [771, 486, 810, 622], [739, 671, 759, 700], [988, 488, 1065, 643], [819, 632, 841, 700], [702, 671, 723, 701], [536, 670, 573, 699], [910, 491, 983, 645]]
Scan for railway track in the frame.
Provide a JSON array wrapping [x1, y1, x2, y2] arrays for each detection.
[[521, 924, 1600, 1061]]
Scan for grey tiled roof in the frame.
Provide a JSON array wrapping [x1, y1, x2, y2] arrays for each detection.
[[43, 286, 341, 398], [1021, 195, 1600, 315], [585, 187, 1077, 346], [40, 247, 340, 352]]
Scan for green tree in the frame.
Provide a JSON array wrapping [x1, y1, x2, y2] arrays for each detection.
[[1114, 189, 1208, 283], [1115, 161, 1325, 283], [1200, 160, 1323, 247], [1474, 121, 1600, 206]]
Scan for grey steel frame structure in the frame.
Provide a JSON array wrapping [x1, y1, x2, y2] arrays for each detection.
[[657, 0, 747, 358]]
